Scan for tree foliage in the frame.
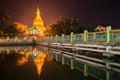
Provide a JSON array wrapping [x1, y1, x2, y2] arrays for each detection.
[[0, 11, 11, 24], [0, 11, 27, 37], [13, 22, 28, 34], [44, 24, 52, 36], [49, 17, 85, 36], [0, 11, 11, 33]]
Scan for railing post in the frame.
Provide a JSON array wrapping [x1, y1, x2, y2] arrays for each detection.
[[103, 46, 112, 58], [62, 55, 65, 65], [71, 32, 74, 43], [84, 64, 88, 76], [24, 36, 26, 40], [62, 34, 64, 43], [84, 30, 88, 43], [106, 26, 112, 44], [106, 71, 110, 80], [47, 36, 50, 47], [50, 36, 52, 43], [46, 36, 48, 42], [47, 36, 49, 43], [14, 36, 18, 41], [93, 33, 96, 41], [6, 36, 9, 40], [30, 36, 32, 41], [56, 54, 58, 61], [71, 58, 74, 69]]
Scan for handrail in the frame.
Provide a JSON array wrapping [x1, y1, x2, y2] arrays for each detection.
[[38, 26, 120, 45]]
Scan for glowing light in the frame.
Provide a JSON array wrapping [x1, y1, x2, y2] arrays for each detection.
[[33, 52, 46, 75], [14, 22, 28, 34], [28, 6, 46, 37], [16, 50, 30, 66]]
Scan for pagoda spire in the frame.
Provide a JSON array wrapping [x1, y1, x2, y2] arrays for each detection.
[[33, 6, 44, 27], [36, 6, 40, 15]]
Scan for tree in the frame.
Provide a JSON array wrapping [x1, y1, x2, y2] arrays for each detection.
[[0, 11, 11, 24], [50, 17, 82, 36], [5, 25, 18, 37], [13, 22, 28, 34], [0, 11, 29, 38], [0, 11, 11, 33], [45, 24, 52, 36]]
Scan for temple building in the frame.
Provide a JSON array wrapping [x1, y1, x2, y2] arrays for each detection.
[[29, 6, 46, 37], [95, 25, 106, 31]]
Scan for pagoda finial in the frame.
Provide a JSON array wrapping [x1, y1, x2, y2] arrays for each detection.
[[36, 6, 40, 15]]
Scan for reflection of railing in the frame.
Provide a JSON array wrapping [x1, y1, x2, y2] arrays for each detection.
[[0, 46, 31, 66], [48, 49, 120, 80], [0, 46, 32, 53], [37, 26, 120, 45], [40, 42, 120, 59], [0, 37, 33, 45]]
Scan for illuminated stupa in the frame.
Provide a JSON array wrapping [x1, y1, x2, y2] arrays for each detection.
[[33, 6, 44, 28], [29, 6, 45, 37]]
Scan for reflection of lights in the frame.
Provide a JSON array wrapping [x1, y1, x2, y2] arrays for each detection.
[[33, 52, 46, 75], [0, 47, 31, 67], [46, 56, 53, 61], [16, 51, 30, 66], [33, 47, 37, 52], [28, 6, 46, 37], [31, 47, 39, 58], [34, 53, 37, 57], [16, 57, 28, 66], [18, 50, 25, 55]]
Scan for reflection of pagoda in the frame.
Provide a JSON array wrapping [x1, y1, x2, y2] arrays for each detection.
[[30, 47, 46, 76], [33, 52, 46, 76], [29, 6, 46, 37]]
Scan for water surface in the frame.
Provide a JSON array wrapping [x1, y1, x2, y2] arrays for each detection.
[[0, 46, 119, 80]]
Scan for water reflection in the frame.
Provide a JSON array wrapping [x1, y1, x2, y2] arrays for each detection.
[[1, 46, 119, 80], [16, 50, 30, 66], [0, 47, 30, 66], [48, 48, 120, 80], [0, 46, 46, 77], [0, 46, 44, 80], [31, 47, 46, 75]]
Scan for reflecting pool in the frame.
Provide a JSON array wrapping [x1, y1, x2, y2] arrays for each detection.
[[0, 46, 119, 80]]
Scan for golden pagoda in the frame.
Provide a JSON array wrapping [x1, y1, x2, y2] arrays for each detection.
[[33, 6, 44, 27], [29, 6, 46, 37]]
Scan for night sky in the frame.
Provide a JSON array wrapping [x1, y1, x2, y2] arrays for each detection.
[[0, 0, 120, 28]]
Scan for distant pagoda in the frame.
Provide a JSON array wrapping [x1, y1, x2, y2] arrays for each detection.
[[29, 6, 45, 37]]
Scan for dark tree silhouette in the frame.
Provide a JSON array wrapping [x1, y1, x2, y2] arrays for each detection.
[[50, 17, 83, 36], [0, 11, 11, 33], [0, 11, 20, 37]]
